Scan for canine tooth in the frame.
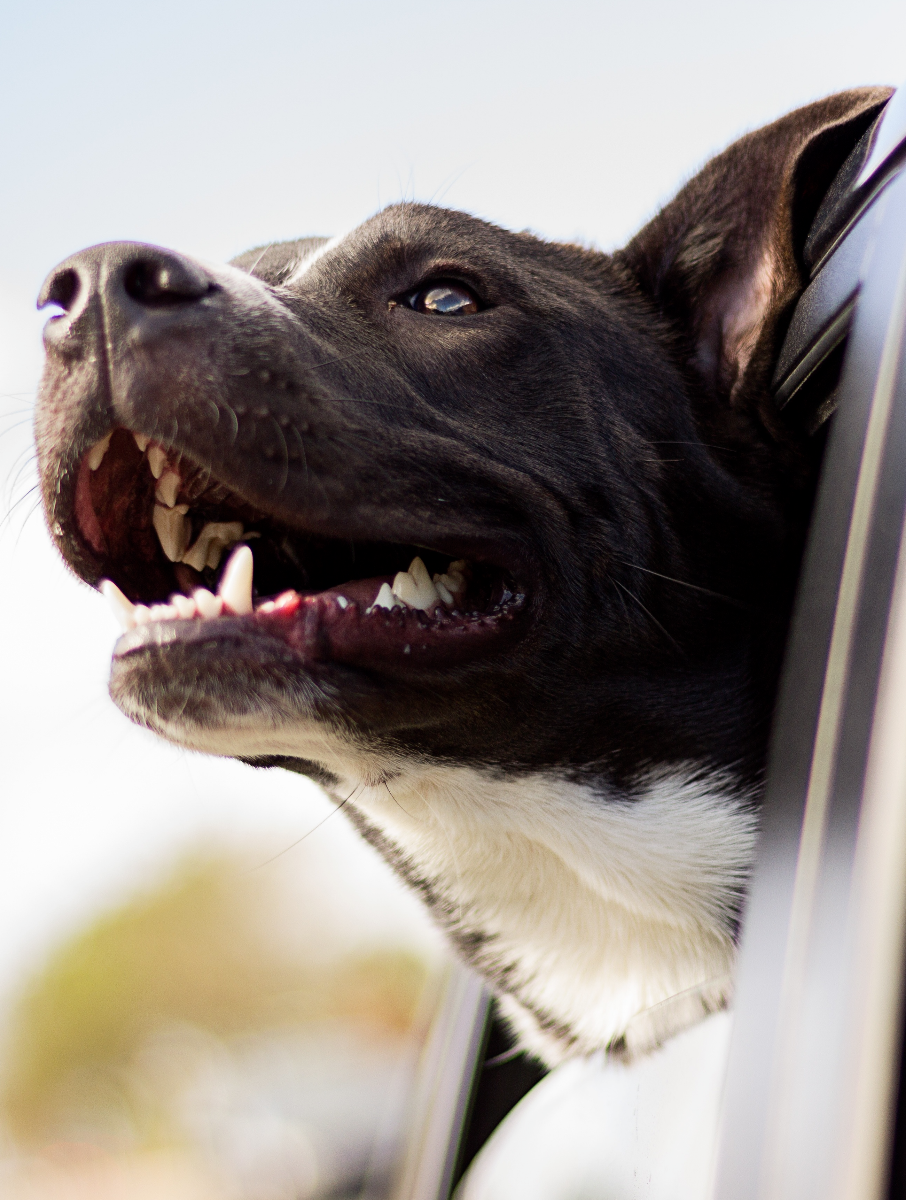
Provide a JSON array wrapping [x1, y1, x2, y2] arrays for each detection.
[[181, 521, 244, 572], [371, 582, 402, 611], [134, 433, 150, 452], [152, 503, 191, 562], [87, 432, 113, 471], [433, 577, 455, 606], [147, 445, 167, 479], [193, 588, 223, 619], [392, 557, 441, 610], [100, 579, 136, 631], [170, 593, 197, 619], [155, 470, 181, 508], [408, 557, 432, 588], [218, 544, 254, 615]]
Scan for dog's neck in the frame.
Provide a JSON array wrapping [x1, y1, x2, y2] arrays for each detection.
[[151, 714, 759, 1063], [332, 763, 758, 1064]]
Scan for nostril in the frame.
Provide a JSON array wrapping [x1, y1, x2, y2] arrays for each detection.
[[123, 258, 211, 307], [40, 267, 81, 313]]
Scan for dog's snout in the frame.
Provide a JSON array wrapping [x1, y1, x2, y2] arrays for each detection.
[[38, 242, 214, 357]]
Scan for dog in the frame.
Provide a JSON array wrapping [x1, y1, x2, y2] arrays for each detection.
[[34, 87, 890, 1067]]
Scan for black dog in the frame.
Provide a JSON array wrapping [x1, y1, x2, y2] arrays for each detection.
[[34, 88, 889, 1064]]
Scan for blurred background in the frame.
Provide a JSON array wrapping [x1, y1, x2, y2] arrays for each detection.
[[2, 2, 906, 1195]]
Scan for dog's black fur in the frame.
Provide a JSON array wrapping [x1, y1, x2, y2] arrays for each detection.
[[33, 88, 891, 1058]]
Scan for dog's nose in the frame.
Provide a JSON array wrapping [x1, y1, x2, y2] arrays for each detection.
[[38, 242, 212, 355]]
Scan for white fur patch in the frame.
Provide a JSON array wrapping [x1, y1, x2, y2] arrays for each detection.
[[285, 232, 351, 285], [345, 764, 756, 1063], [155, 710, 756, 1064]]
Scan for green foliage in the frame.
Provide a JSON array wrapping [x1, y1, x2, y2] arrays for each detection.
[[0, 851, 428, 1146]]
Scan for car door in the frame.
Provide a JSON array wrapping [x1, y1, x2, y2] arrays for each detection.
[[713, 84, 906, 1200]]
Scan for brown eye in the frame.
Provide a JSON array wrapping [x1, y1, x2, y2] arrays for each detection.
[[408, 282, 480, 315]]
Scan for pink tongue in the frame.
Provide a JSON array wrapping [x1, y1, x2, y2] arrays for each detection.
[[315, 575, 395, 608]]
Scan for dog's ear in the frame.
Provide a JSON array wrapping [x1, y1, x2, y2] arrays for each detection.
[[619, 88, 892, 408]]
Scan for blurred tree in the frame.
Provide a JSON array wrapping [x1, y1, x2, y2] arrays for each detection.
[[0, 850, 428, 1150]]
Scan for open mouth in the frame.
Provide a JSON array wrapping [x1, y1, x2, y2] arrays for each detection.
[[74, 429, 526, 669]]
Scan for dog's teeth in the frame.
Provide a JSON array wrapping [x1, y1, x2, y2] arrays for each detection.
[[392, 557, 441, 611], [370, 582, 402, 611], [391, 572, 420, 608], [181, 521, 244, 572], [435, 572, 463, 596], [147, 445, 167, 479], [217, 544, 254, 615], [181, 540, 208, 572], [152, 502, 191, 562], [133, 433, 150, 452], [433, 577, 455, 606], [408, 556, 433, 588], [100, 579, 136, 631], [87, 432, 113, 472], [170, 593, 197, 619], [444, 560, 468, 588], [149, 603, 177, 621], [133, 605, 152, 625], [155, 470, 181, 508], [193, 588, 223, 619], [336, 595, 349, 609]]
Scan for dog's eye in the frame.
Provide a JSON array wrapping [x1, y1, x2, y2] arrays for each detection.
[[407, 282, 480, 316]]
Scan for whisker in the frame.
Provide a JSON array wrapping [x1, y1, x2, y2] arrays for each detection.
[[6, 450, 38, 495], [12, 498, 44, 546], [251, 783, 362, 868], [0, 483, 40, 530], [426, 163, 472, 207], [0, 414, 36, 434], [384, 779, 415, 820], [611, 577, 683, 654], [306, 344, 391, 372], [646, 440, 738, 451], [613, 559, 748, 609]]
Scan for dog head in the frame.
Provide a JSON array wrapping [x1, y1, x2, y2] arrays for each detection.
[[34, 88, 888, 792]]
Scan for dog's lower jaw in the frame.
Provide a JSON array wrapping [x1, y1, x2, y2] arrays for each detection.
[[136, 690, 756, 1064]]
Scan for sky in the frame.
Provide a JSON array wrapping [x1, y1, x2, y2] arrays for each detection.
[[2, 0, 906, 998]]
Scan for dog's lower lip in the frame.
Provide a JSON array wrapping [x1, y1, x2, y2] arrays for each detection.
[[111, 580, 525, 671], [102, 531, 527, 671]]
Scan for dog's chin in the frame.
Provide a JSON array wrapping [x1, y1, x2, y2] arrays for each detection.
[[108, 645, 353, 765]]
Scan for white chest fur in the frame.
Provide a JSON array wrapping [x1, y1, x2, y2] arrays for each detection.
[[156, 709, 757, 1062], [340, 764, 757, 1064]]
